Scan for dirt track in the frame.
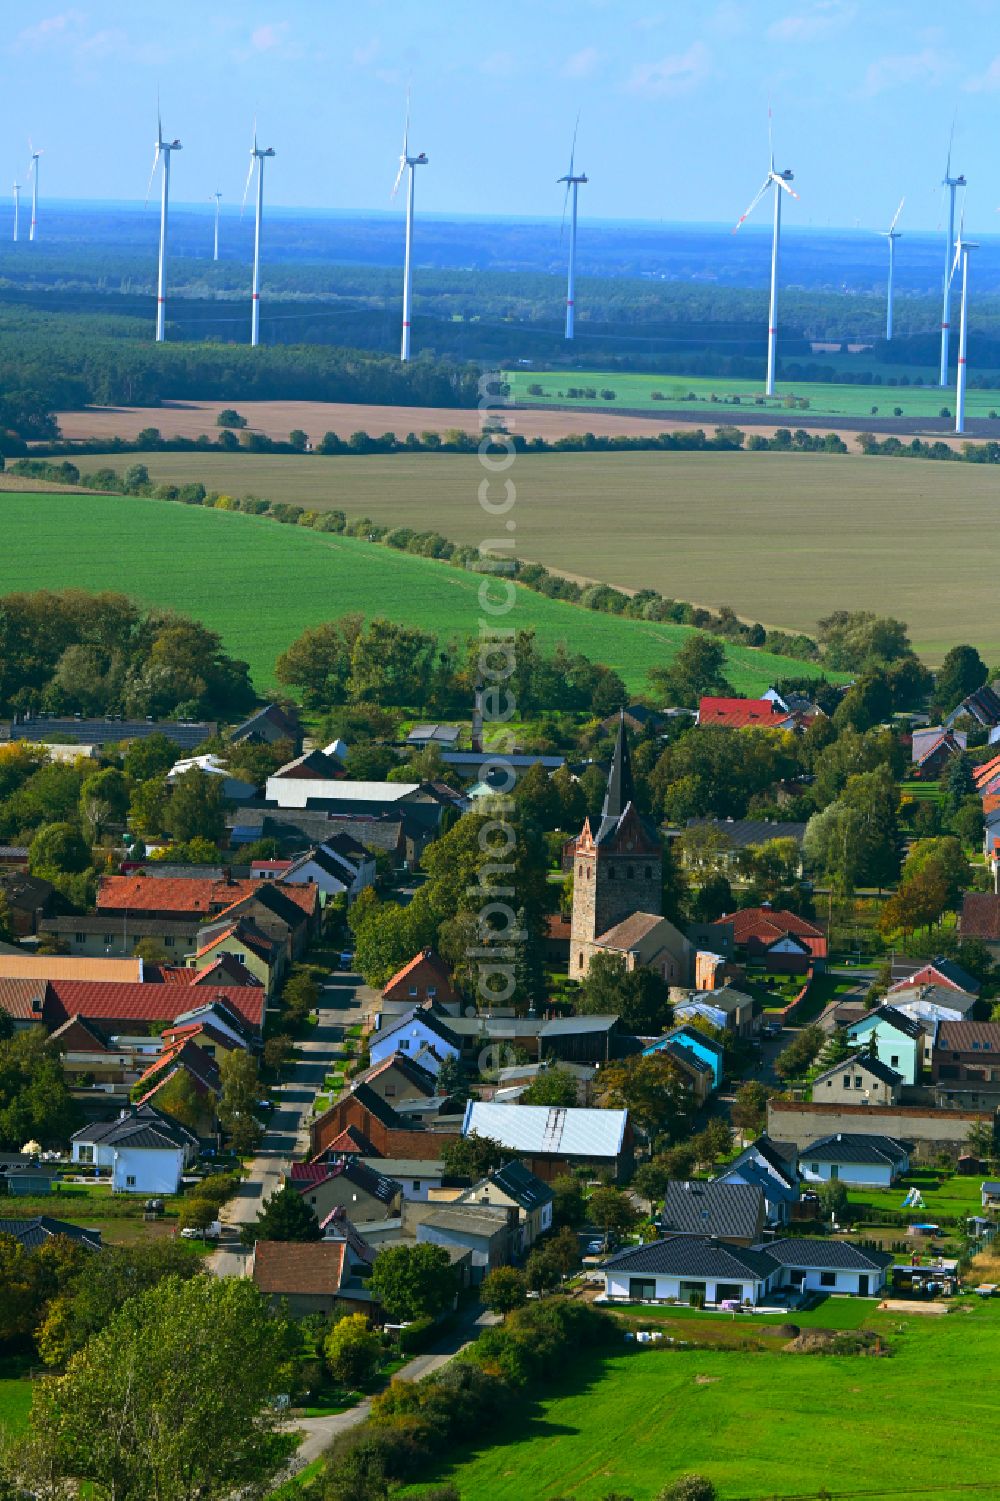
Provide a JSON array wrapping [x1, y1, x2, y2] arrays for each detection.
[[49, 397, 929, 454]]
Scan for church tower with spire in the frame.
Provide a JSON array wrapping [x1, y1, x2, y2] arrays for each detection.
[[569, 713, 663, 976]]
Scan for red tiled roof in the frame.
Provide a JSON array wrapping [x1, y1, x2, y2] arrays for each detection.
[[0, 977, 47, 1020], [97, 875, 259, 915], [252, 1240, 346, 1295], [974, 754, 1000, 788], [382, 948, 455, 1002], [312, 1124, 377, 1159], [723, 905, 824, 942], [45, 980, 265, 1032], [290, 1162, 331, 1186], [698, 698, 794, 730], [961, 893, 1000, 942]]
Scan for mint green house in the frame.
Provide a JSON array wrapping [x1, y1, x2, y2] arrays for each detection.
[[846, 1005, 924, 1085]]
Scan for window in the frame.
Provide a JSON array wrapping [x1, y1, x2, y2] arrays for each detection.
[[409, 986, 418, 996], [679, 1280, 705, 1306], [788, 1268, 805, 1285], [854, 1077, 863, 1089], [103, 934, 114, 945], [811, 1163, 819, 1175], [629, 1278, 657, 1302], [78, 1145, 94, 1164], [74, 932, 85, 943], [427, 987, 437, 997], [715, 1283, 743, 1303], [627, 866, 635, 879], [890, 1055, 899, 1067], [412, 1181, 421, 1192], [820, 1271, 836, 1288], [125, 1175, 136, 1188], [165, 937, 174, 948], [842, 1074, 851, 1087]]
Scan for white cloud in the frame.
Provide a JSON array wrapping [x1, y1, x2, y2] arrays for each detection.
[[562, 46, 600, 79], [250, 23, 288, 52], [965, 53, 1000, 92], [863, 47, 950, 95], [627, 41, 710, 98], [352, 37, 380, 67], [15, 10, 85, 49], [769, 2, 855, 42]]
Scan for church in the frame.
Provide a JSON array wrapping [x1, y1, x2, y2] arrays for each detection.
[[569, 715, 692, 985]]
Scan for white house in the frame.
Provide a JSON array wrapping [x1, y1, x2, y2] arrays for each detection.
[[282, 843, 375, 903], [70, 1103, 198, 1195], [799, 1132, 910, 1188], [600, 1234, 892, 1307], [714, 1134, 800, 1227], [369, 1009, 462, 1073]]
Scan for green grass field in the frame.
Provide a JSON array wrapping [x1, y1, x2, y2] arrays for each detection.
[[504, 366, 1000, 422], [846, 1170, 985, 1223], [69, 448, 1000, 663], [420, 1300, 1000, 1500], [0, 491, 827, 696]]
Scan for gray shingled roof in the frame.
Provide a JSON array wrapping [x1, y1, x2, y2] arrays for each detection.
[[602, 1235, 777, 1281], [0, 1216, 102, 1251], [765, 1238, 893, 1271], [489, 1159, 555, 1211], [661, 1181, 765, 1240], [801, 1133, 910, 1167]]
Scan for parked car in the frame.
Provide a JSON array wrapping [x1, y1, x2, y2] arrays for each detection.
[[181, 1221, 221, 1241]]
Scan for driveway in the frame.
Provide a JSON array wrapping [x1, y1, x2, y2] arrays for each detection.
[[290, 1303, 498, 1465], [211, 969, 366, 1277]]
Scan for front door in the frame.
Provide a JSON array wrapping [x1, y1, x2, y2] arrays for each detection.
[[830, 1164, 839, 1181], [858, 1274, 869, 1296]]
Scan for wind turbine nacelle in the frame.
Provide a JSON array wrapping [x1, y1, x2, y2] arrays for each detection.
[[779, 169, 794, 182]]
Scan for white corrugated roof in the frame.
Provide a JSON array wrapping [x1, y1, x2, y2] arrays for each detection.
[[462, 1101, 627, 1159]]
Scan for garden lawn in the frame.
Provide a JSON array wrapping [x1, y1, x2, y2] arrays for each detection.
[[847, 1170, 986, 1223], [0, 491, 821, 697], [0, 1372, 31, 1436], [415, 1300, 1000, 1499]]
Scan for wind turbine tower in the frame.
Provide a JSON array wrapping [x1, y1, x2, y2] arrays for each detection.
[[881, 198, 904, 341], [940, 130, 966, 387], [558, 117, 587, 340], [146, 108, 182, 342], [392, 97, 427, 362], [243, 125, 275, 347], [27, 143, 41, 241], [12, 181, 20, 243], [733, 113, 798, 397], [952, 207, 976, 435], [211, 191, 222, 262]]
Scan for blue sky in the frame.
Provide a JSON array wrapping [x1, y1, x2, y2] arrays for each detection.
[[5, 1, 1000, 230]]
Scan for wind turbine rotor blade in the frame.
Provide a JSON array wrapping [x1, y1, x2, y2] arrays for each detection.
[[888, 196, 904, 234], [775, 175, 798, 199], [402, 90, 410, 160], [767, 102, 774, 171], [241, 157, 256, 216], [144, 147, 159, 208], [945, 113, 955, 180], [559, 177, 572, 239], [733, 177, 772, 232], [567, 109, 580, 180], [391, 155, 406, 198]]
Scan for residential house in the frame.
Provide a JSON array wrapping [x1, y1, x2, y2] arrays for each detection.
[[759, 1238, 893, 1298], [280, 842, 375, 903], [360, 1157, 448, 1202], [944, 685, 1000, 733], [888, 956, 981, 997], [885, 982, 978, 1024], [0, 977, 48, 1032], [230, 703, 302, 751], [0, 1216, 102, 1251], [712, 905, 827, 970], [679, 818, 808, 867], [131, 1040, 223, 1139], [406, 724, 460, 748], [381, 950, 460, 1010], [369, 1009, 462, 1073], [932, 1021, 1000, 1084], [600, 1236, 780, 1307], [37, 914, 201, 959], [910, 727, 967, 779], [0, 872, 60, 937], [0, 954, 142, 985], [251, 1237, 375, 1318], [454, 1161, 555, 1252], [290, 1159, 401, 1223], [167, 754, 257, 802], [644, 1024, 725, 1091], [350, 1053, 438, 1107], [981, 1181, 1000, 1210], [660, 1180, 766, 1246], [715, 1135, 801, 1227], [799, 1132, 911, 1187], [189, 917, 282, 994], [43, 979, 266, 1039], [847, 1005, 928, 1084], [70, 1103, 198, 1194], [674, 986, 755, 1038], [638, 1037, 714, 1105], [97, 873, 261, 922], [461, 1101, 633, 1182], [961, 893, 1000, 963], [697, 697, 796, 730], [810, 1052, 904, 1106], [0, 1162, 60, 1196], [309, 1082, 462, 1162]]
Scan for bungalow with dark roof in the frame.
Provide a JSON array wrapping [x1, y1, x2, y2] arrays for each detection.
[[70, 1103, 198, 1194], [0, 1216, 102, 1251], [799, 1132, 910, 1187]]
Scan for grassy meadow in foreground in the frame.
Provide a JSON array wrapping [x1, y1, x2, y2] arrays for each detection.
[[0, 491, 816, 695], [415, 1299, 1000, 1500], [71, 448, 1000, 664]]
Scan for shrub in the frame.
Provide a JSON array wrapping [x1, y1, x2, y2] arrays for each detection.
[[657, 1477, 718, 1501]]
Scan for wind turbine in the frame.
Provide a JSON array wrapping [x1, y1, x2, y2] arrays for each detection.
[[880, 198, 904, 342], [940, 124, 966, 387], [243, 123, 275, 348], [210, 191, 222, 262], [26, 142, 42, 242], [733, 112, 798, 397], [558, 115, 587, 340], [146, 105, 182, 342], [950, 200, 976, 435], [392, 95, 427, 362], [12, 181, 20, 243]]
